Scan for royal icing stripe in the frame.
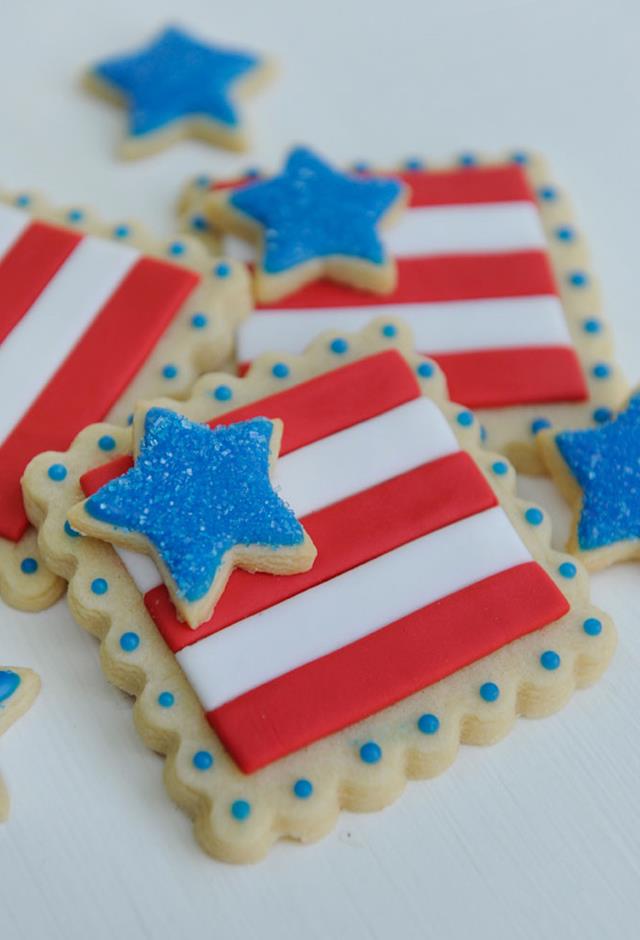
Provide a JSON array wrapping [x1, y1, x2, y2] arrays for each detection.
[[0, 255, 200, 542], [147, 451, 497, 650], [237, 295, 570, 361], [0, 205, 31, 268], [0, 236, 140, 444], [0, 222, 81, 345], [212, 562, 569, 772], [176, 506, 533, 712]]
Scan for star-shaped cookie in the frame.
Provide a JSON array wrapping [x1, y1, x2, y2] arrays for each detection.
[[538, 391, 640, 568], [68, 408, 317, 627], [206, 146, 407, 302], [86, 25, 274, 158], [0, 667, 40, 821]]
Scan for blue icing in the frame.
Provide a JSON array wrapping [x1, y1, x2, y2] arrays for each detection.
[[555, 394, 640, 550], [92, 26, 262, 137], [0, 670, 20, 704], [229, 146, 404, 274], [83, 408, 305, 603]]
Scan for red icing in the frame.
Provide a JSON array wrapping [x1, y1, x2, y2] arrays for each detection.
[[0, 257, 200, 543], [210, 562, 569, 772], [147, 451, 498, 652], [0, 222, 81, 344], [80, 350, 422, 497], [431, 346, 588, 409]]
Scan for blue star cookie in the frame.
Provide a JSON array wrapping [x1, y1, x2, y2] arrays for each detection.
[[538, 391, 640, 568], [69, 408, 316, 628], [0, 667, 40, 821], [87, 25, 274, 158], [206, 146, 407, 302]]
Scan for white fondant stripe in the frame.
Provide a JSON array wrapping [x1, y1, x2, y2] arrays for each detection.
[[115, 397, 459, 593], [0, 204, 29, 258], [237, 295, 570, 363], [222, 201, 546, 264], [0, 237, 140, 445], [177, 507, 531, 711], [386, 201, 546, 257]]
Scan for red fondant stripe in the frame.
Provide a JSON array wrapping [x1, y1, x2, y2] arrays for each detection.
[[209, 562, 569, 772], [148, 451, 497, 653], [431, 346, 588, 409], [211, 165, 535, 210], [256, 252, 558, 311], [0, 222, 82, 344], [0, 259, 200, 543], [79, 351, 422, 497]]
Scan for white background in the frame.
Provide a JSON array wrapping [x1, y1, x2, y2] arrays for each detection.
[[2, 1, 640, 937]]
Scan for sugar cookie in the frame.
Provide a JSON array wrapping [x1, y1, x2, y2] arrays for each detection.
[[0, 668, 40, 821]]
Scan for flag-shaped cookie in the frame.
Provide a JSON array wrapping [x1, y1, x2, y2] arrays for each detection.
[[23, 320, 615, 863], [180, 151, 626, 473], [0, 191, 251, 611]]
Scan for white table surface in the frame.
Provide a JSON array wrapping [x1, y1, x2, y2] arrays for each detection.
[[2, 1, 640, 937]]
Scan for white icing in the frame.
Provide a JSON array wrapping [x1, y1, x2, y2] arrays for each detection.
[[0, 236, 140, 445], [0, 204, 29, 259], [177, 507, 532, 711], [274, 398, 458, 518], [115, 548, 162, 593], [238, 295, 571, 362]]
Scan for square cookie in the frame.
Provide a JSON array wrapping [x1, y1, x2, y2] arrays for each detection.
[[0, 190, 251, 610], [179, 152, 627, 474], [23, 319, 614, 862]]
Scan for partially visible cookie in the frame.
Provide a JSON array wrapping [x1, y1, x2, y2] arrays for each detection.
[[0, 668, 40, 821], [86, 25, 275, 158], [538, 390, 640, 569], [205, 147, 408, 302]]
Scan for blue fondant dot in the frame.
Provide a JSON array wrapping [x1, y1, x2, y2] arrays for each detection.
[[231, 799, 251, 820], [195, 175, 211, 189], [191, 313, 208, 329], [359, 741, 382, 764], [480, 682, 500, 702], [190, 214, 208, 232], [540, 650, 561, 670], [64, 520, 81, 538], [525, 507, 544, 526], [583, 318, 602, 334], [245, 167, 261, 179], [511, 151, 529, 164], [272, 362, 290, 379], [162, 363, 178, 380], [214, 262, 231, 278], [417, 361, 434, 379], [15, 194, 31, 207], [531, 418, 551, 435], [213, 384, 232, 401], [98, 434, 116, 452], [459, 152, 477, 167], [583, 617, 602, 636], [168, 241, 185, 256], [48, 463, 67, 481], [592, 362, 611, 379], [113, 224, 130, 238], [492, 460, 508, 476], [91, 577, 109, 595], [555, 225, 575, 242], [593, 407, 612, 424], [352, 161, 369, 173], [559, 562, 577, 579], [404, 157, 425, 170], [538, 185, 557, 201], [381, 323, 398, 338], [330, 337, 349, 354], [20, 557, 38, 574], [568, 271, 588, 288], [456, 410, 474, 427], [67, 209, 84, 223], [193, 750, 213, 770], [293, 778, 313, 799], [119, 631, 139, 652], [417, 713, 440, 734], [158, 691, 175, 708]]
